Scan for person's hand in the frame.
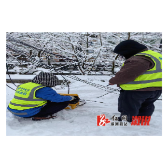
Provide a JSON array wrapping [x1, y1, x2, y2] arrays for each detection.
[[70, 96, 75, 101], [69, 96, 80, 104]]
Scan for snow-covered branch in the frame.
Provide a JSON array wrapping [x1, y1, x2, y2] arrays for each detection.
[[6, 32, 162, 75]]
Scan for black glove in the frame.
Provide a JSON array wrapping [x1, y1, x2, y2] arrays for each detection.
[[69, 96, 80, 104]]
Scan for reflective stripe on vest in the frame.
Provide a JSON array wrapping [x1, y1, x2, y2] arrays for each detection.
[[8, 110, 27, 115], [126, 78, 162, 84]]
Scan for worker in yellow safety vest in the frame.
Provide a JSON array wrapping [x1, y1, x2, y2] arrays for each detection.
[[7, 72, 79, 120], [109, 40, 162, 122]]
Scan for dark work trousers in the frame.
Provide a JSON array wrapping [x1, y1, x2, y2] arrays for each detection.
[[32, 101, 69, 117], [118, 90, 162, 122]]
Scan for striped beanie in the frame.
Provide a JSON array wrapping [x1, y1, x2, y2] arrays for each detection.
[[32, 72, 59, 87]]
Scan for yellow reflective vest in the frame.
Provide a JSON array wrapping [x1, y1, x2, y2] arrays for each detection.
[[9, 82, 47, 110], [120, 50, 162, 90]]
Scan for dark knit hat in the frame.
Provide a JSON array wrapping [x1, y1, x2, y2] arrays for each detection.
[[32, 72, 59, 87], [114, 40, 148, 59]]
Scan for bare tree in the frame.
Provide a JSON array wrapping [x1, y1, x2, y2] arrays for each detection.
[[6, 32, 162, 75]]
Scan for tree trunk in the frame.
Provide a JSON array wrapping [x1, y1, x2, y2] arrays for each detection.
[[86, 32, 89, 55], [47, 55, 51, 65], [99, 33, 103, 46], [111, 61, 115, 74], [128, 32, 131, 40], [38, 50, 42, 57]]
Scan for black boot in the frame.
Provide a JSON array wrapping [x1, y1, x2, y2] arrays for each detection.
[[32, 115, 57, 121]]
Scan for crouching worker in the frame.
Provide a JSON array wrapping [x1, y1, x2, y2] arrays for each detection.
[[7, 72, 79, 120]]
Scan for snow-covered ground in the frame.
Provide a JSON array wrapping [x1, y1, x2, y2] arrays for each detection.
[[6, 75, 162, 136]]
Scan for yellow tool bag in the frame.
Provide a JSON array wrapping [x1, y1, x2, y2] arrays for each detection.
[[59, 93, 79, 109]]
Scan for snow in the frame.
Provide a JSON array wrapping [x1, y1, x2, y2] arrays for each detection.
[[6, 74, 36, 80], [6, 75, 162, 136]]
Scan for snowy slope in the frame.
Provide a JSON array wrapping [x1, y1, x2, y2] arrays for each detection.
[[6, 75, 162, 136]]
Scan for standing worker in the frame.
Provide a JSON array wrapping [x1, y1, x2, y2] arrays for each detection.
[[109, 40, 162, 122], [7, 72, 79, 120]]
